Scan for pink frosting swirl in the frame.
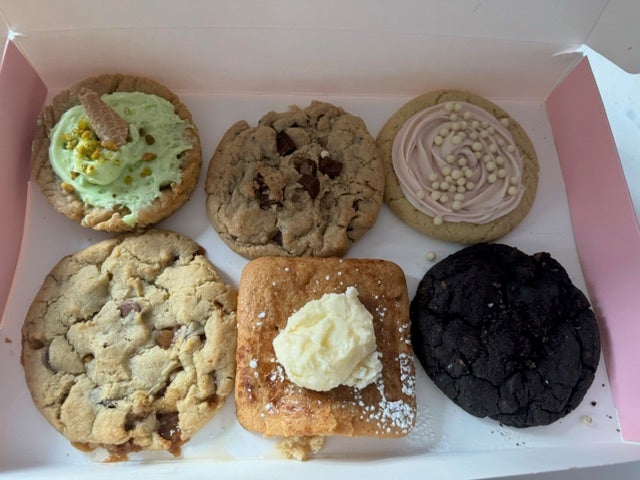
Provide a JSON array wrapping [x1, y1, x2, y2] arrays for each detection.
[[392, 101, 525, 224]]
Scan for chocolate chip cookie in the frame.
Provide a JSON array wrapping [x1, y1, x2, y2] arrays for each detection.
[[21, 230, 237, 460], [377, 90, 538, 243], [410, 243, 600, 427], [205, 101, 384, 258], [31, 73, 202, 232]]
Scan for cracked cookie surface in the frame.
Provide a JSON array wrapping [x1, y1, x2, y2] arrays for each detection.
[[205, 101, 384, 258], [410, 243, 600, 428], [21, 230, 237, 460]]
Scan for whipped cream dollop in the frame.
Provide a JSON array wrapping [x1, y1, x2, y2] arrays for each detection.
[[273, 286, 382, 392], [392, 101, 525, 224]]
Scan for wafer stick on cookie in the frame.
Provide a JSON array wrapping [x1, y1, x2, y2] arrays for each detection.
[[78, 87, 129, 148]]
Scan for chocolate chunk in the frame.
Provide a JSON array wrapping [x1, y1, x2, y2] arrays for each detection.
[[276, 131, 297, 156], [118, 299, 141, 317], [254, 174, 281, 209], [156, 329, 175, 349], [294, 157, 317, 176], [157, 411, 182, 454], [319, 155, 342, 178], [298, 174, 320, 199]]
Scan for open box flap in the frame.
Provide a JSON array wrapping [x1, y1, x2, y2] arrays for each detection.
[[0, 39, 46, 322], [546, 55, 640, 442], [585, 0, 640, 74]]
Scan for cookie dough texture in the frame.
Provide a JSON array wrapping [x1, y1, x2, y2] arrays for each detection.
[[205, 101, 384, 258], [31, 73, 202, 232], [235, 257, 416, 439], [377, 90, 538, 243], [21, 230, 237, 459], [410, 243, 600, 428]]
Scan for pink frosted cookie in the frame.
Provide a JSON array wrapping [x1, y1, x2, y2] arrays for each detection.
[[377, 90, 538, 243]]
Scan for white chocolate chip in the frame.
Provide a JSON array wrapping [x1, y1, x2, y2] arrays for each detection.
[[454, 193, 465, 201], [440, 181, 450, 190], [469, 131, 478, 140], [480, 130, 489, 139], [448, 185, 457, 193], [497, 169, 506, 178], [488, 144, 498, 153], [445, 175, 453, 183], [488, 173, 497, 183], [426, 251, 437, 261], [452, 136, 462, 145], [472, 142, 483, 152], [510, 176, 520, 185], [456, 177, 466, 186], [466, 181, 475, 190], [483, 154, 493, 163], [457, 157, 467, 167], [431, 181, 440, 189], [464, 169, 473, 179], [463, 111, 472, 120], [452, 122, 461, 131], [444, 102, 454, 112], [449, 113, 458, 122], [508, 186, 518, 195], [471, 120, 479, 129], [439, 194, 449, 203], [434, 135, 444, 146], [439, 128, 450, 137], [433, 216, 443, 225], [451, 169, 462, 180], [506, 144, 516, 153], [486, 161, 496, 172], [460, 121, 468, 129], [457, 185, 466, 193], [431, 191, 441, 201], [452, 200, 462, 210], [495, 155, 505, 165], [500, 118, 510, 127], [441, 166, 452, 176], [446, 154, 455, 163], [488, 127, 495, 134], [453, 103, 462, 112], [320, 150, 330, 159], [429, 173, 438, 182], [416, 189, 426, 200]]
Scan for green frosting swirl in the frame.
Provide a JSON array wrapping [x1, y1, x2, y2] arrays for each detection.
[[49, 92, 194, 225]]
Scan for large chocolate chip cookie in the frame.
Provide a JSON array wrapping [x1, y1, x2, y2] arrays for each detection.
[[205, 101, 384, 258], [21, 230, 237, 460], [410, 243, 600, 427]]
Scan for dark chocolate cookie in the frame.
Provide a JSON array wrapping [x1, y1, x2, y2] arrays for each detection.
[[410, 243, 600, 427]]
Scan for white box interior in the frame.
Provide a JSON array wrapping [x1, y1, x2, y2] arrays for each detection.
[[1, 1, 639, 479]]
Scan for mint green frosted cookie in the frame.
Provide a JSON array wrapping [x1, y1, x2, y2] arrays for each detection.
[[32, 74, 201, 232]]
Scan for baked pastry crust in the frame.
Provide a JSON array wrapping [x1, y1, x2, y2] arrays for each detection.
[[31, 73, 202, 232], [205, 101, 384, 258], [235, 256, 416, 438], [21, 230, 237, 459], [376, 89, 538, 243]]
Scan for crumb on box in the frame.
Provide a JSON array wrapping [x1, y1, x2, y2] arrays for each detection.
[[277, 435, 325, 461], [4, 337, 12, 344]]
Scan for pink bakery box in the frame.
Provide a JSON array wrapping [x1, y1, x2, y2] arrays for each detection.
[[0, 2, 639, 479]]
